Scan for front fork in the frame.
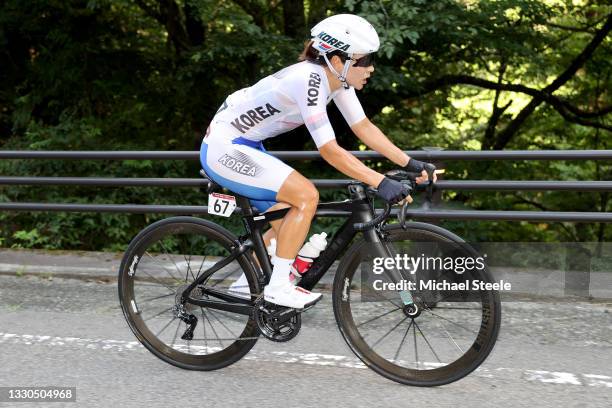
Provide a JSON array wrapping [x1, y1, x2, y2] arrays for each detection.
[[362, 225, 415, 308]]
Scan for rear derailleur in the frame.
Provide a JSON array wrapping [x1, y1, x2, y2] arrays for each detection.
[[173, 284, 202, 341]]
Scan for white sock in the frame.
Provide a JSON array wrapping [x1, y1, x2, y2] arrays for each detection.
[[268, 256, 294, 287]]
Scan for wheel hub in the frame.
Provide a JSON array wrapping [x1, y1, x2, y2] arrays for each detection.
[[175, 284, 203, 312], [403, 299, 423, 318]]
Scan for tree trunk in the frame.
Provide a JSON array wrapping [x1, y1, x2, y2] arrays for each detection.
[[282, 0, 306, 38]]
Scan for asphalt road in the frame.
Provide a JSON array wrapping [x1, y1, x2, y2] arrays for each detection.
[[0, 274, 610, 408]]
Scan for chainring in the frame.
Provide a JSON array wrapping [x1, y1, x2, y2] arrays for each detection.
[[253, 299, 301, 342]]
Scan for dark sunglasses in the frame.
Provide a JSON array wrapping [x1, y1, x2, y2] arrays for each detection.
[[352, 54, 375, 67]]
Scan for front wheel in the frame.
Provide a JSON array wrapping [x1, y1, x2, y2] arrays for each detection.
[[332, 223, 501, 386]]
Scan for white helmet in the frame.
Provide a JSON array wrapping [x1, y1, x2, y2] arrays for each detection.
[[310, 14, 379, 89], [311, 14, 380, 55]]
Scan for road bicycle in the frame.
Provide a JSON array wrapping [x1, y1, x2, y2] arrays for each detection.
[[118, 166, 501, 386]]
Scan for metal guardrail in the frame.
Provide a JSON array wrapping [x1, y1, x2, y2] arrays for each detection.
[[0, 149, 611, 222], [2, 177, 612, 191], [2, 149, 612, 160]]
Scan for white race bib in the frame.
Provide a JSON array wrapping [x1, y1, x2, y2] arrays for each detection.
[[208, 192, 237, 217]]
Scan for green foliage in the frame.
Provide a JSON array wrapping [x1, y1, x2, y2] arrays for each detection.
[[0, 0, 610, 250]]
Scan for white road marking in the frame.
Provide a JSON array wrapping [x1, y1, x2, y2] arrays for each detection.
[[524, 370, 582, 385], [0, 263, 113, 275], [1, 332, 610, 387], [0, 260, 220, 277], [582, 374, 612, 388]]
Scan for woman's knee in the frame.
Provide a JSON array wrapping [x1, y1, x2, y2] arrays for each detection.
[[277, 171, 318, 209], [296, 185, 319, 211]]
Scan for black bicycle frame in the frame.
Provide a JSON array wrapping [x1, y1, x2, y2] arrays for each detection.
[[181, 182, 393, 314]]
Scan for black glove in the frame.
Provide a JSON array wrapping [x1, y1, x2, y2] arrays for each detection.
[[404, 158, 428, 173], [404, 159, 436, 182], [376, 177, 409, 204]]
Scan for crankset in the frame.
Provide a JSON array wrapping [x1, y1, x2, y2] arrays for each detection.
[[253, 298, 301, 342]]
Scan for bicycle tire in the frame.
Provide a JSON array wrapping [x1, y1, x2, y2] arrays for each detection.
[[118, 216, 261, 370], [332, 222, 501, 386]]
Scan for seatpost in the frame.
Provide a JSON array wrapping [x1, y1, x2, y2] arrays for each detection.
[[238, 197, 273, 279]]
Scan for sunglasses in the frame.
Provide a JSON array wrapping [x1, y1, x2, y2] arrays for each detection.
[[351, 54, 375, 67]]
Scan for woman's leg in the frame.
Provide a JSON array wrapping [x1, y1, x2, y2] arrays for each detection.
[[263, 171, 322, 309], [273, 171, 319, 259], [262, 202, 291, 247]]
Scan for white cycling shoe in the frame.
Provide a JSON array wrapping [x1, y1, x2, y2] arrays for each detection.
[[264, 283, 322, 309]]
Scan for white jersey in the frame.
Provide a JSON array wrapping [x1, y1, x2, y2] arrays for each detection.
[[211, 61, 366, 148]]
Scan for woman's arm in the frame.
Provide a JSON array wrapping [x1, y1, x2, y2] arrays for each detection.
[[351, 118, 410, 167], [350, 118, 436, 184], [318, 140, 384, 188]]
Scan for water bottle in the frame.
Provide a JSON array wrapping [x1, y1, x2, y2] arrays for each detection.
[[290, 232, 328, 284]]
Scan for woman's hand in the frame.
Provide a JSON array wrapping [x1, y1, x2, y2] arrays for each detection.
[[415, 169, 437, 185], [405, 159, 437, 184]]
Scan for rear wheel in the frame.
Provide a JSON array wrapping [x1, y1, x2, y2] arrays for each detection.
[[118, 216, 261, 370], [332, 223, 501, 386]]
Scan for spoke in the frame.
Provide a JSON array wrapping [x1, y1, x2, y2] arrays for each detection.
[[414, 320, 442, 363], [362, 284, 403, 309], [188, 337, 259, 341], [425, 310, 478, 335], [136, 262, 177, 293], [208, 309, 238, 338], [139, 293, 175, 304], [144, 250, 183, 283], [425, 310, 464, 354], [157, 241, 186, 282], [370, 315, 409, 349], [183, 253, 195, 282], [392, 319, 413, 363], [433, 306, 481, 310], [200, 307, 208, 352], [132, 281, 176, 288], [143, 306, 174, 322], [171, 319, 181, 348], [413, 318, 419, 369], [356, 306, 402, 328], [155, 316, 177, 337], [202, 309, 224, 349], [195, 255, 208, 280], [179, 231, 196, 282], [433, 289, 483, 304], [187, 235, 196, 281]]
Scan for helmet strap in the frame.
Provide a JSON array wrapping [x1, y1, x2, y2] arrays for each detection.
[[322, 53, 353, 90]]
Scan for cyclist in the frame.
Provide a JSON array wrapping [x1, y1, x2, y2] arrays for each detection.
[[200, 14, 435, 310]]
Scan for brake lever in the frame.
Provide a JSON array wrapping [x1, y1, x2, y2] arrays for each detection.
[[398, 199, 409, 229], [422, 163, 436, 210]]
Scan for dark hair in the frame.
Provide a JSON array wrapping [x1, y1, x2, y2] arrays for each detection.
[[298, 40, 349, 65]]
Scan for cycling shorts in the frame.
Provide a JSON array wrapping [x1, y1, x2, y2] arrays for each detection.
[[200, 130, 294, 213]]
